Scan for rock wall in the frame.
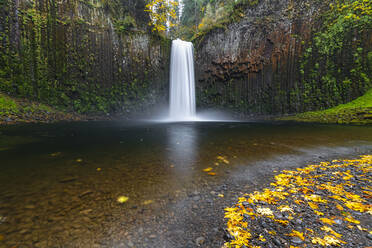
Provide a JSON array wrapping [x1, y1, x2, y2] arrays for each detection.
[[195, 0, 371, 116], [0, 0, 170, 114]]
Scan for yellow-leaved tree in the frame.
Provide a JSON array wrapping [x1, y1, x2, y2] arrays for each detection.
[[145, 0, 178, 33]]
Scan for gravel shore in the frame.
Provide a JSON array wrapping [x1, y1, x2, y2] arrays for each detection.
[[224, 155, 372, 248]]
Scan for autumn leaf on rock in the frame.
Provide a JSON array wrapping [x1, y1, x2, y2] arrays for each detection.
[[319, 218, 335, 225], [344, 216, 360, 224], [288, 230, 305, 241], [223, 155, 372, 248]]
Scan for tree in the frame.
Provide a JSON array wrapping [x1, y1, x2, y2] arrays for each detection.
[[145, 0, 179, 33]]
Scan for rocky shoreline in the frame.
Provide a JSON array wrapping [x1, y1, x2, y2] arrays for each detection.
[[224, 155, 372, 248]]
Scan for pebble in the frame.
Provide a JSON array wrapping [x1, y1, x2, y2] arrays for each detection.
[[79, 190, 93, 198], [193, 196, 200, 201], [59, 177, 77, 183], [334, 218, 343, 225], [0, 216, 7, 224], [367, 233, 372, 240], [291, 237, 303, 244], [79, 209, 93, 215], [19, 229, 30, 234], [196, 236, 205, 246], [272, 238, 281, 246]]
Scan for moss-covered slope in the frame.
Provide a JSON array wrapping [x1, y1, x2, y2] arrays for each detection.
[[0, 93, 84, 124], [279, 88, 372, 124]]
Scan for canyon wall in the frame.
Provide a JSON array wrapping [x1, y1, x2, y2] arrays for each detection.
[[195, 0, 371, 116], [0, 0, 170, 114]]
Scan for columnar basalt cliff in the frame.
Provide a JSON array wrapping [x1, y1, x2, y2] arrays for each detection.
[[195, 0, 371, 116], [0, 0, 170, 114]]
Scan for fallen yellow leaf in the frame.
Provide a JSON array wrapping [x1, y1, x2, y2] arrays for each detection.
[[308, 202, 318, 209], [288, 230, 305, 240], [208, 172, 216, 176], [96, 168, 101, 171], [258, 234, 266, 242], [336, 204, 344, 211], [319, 218, 335, 225], [117, 196, 129, 203], [256, 207, 273, 216], [356, 225, 367, 231], [217, 155, 230, 164], [278, 205, 294, 213], [321, 226, 342, 238], [203, 167, 213, 172], [143, 200, 153, 205], [314, 210, 324, 216], [344, 216, 360, 224]]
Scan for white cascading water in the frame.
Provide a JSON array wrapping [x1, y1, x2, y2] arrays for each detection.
[[169, 39, 196, 121]]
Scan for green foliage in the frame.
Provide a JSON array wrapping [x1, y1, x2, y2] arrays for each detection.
[[299, 0, 371, 111], [280, 88, 372, 124], [145, 0, 178, 33], [0, 93, 18, 115], [0, 92, 55, 116], [0, 0, 169, 116], [114, 15, 137, 33], [178, 0, 259, 40]]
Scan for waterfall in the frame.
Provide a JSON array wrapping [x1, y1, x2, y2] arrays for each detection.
[[169, 39, 196, 121]]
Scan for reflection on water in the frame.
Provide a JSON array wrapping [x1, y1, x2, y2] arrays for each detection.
[[167, 124, 198, 176]]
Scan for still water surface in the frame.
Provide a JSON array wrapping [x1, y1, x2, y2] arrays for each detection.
[[0, 121, 371, 247]]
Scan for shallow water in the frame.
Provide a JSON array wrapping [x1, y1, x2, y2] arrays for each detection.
[[0, 121, 371, 247]]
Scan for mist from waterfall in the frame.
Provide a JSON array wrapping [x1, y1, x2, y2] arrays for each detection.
[[169, 39, 196, 121]]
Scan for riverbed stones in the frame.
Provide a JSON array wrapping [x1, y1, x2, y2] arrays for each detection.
[[195, 236, 205, 246]]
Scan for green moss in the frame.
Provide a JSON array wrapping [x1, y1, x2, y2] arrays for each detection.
[[0, 93, 19, 115], [186, 0, 260, 42], [279, 88, 372, 124], [114, 15, 137, 34], [0, 92, 56, 117]]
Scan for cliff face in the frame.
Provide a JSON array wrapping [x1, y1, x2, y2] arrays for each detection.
[[195, 0, 371, 116], [0, 0, 170, 114]]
